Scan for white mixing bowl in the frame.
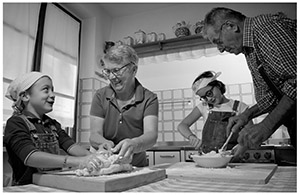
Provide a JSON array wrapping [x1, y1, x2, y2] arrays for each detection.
[[191, 152, 233, 168]]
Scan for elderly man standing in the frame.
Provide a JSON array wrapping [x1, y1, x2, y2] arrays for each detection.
[[89, 44, 158, 167], [202, 7, 296, 157]]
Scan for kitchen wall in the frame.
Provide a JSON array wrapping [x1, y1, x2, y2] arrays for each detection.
[[136, 53, 251, 91]]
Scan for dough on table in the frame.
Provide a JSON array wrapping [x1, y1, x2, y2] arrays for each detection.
[[75, 150, 133, 176]]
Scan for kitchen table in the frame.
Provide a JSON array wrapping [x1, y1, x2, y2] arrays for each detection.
[[3, 166, 296, 192]]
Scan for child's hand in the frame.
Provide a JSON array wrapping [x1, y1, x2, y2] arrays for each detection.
[[188, 135, 201, 150], [79, 154, 103, 171]]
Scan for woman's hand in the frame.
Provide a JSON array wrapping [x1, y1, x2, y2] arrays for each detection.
[[111, 138, 136, 161], [97, 141, 115, 154]]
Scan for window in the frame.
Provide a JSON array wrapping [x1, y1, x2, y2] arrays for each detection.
[[3, 3, 40, 121], [3, 3, 81, 130], [41, 4, 80, 127]]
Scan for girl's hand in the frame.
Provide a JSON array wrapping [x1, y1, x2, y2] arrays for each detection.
[[188, 135, 202, 150]]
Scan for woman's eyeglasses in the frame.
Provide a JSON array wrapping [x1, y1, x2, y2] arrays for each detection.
[[200, 86, 215, 101], [102, 62, 133, 78]]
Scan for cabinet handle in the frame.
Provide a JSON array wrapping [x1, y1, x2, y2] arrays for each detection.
[[188, 153, 195, 159], [160, 155, 175, 158]]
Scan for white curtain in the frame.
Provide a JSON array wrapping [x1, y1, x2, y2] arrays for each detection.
[[41, 4, 80, 127], [3, 3, 40, 121], [138, 45, 224, 66]]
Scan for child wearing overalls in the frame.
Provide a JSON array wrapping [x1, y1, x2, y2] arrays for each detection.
[[4, 72, 99, 185], [178, 71, 252, 154]]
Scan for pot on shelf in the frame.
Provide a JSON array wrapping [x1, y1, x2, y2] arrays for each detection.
[[192, 20, 204, 35], [134, 29, 146, 44], [146, 32, 157, 43], [172, 21, 191, 37], [157, 33, 166, 41], [123, 36, 134, 46]]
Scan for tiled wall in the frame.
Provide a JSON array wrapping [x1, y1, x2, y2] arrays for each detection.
[[76, 78, 109, 145], [77, 78, 289, 145]]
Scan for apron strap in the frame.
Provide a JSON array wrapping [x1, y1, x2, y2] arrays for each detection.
[[16, 114, 36, 132], [232, 100, 239, 112]]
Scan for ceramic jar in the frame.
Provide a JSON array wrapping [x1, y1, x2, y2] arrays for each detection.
[[192, 20, 204, 35], [157, 33, 166, 41], [134, 29, 146, 44], [115, 40, 123, 46], [123, 36, 134, 46], [146, 32, 157, 43], [172, 21, 191, 37]]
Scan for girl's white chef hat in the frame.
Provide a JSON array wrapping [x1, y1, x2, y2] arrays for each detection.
[[5, 72, 50, 107], [192, 71, 221, 93]]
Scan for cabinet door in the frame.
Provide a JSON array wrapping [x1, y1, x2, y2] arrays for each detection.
[[155, 151, 180, 165], [146, 151, 154, 166]]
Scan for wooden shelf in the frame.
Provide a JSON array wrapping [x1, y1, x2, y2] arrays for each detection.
[[132, 34, 214, 57]]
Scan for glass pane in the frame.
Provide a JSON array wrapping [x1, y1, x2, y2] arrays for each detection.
[[3, 3, 39, 80], [3, 82, 14, 123], [44, 4, 80, 57], [41, 4, 80, 128], [47, 95, 75, 128], [42, 47, 77, 96]]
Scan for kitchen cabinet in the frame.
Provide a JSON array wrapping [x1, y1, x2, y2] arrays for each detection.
[[146, 151, 154, 166], [154, 151, 181, 165], [184, 150, 198, 162]]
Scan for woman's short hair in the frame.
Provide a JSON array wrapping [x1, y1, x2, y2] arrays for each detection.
[[103, 44, 139, 66]]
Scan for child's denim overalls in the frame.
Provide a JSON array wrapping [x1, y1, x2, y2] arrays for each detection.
[[200, 100, 239, 153], [12, 114, 60, 185]]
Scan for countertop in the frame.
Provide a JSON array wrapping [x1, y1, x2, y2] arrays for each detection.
[[148, 141, 195, 151], [3, 165, 296, 192], [4, 142, 292, 152]]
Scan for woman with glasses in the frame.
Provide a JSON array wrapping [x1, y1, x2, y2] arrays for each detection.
[[89, 44, 158, 167], [177, 71, 252, 156]]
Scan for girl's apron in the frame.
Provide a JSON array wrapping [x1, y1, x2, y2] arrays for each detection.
[[200, 100, 239, 153], [12, 114, 60, 185]]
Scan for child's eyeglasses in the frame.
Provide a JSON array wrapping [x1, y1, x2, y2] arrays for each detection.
[[102, 62, 133, 77], [200, 86, 215, 101]]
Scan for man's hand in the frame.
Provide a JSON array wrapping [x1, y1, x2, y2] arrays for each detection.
[[237, 122, 273, 149], [112, 138, 137, 160], [226, 112, 249, 136], [231, 144, 248, 161]]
